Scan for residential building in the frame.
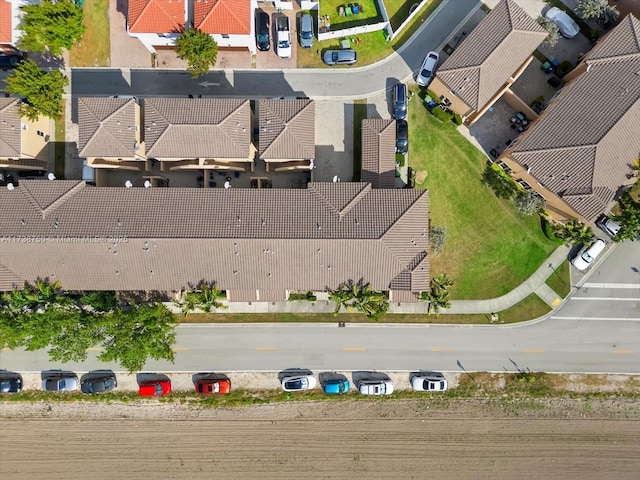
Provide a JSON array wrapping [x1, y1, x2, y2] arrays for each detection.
[[0, 0, 26, 47], [0, 180, 430, 303], [0, 98, 50, 173], [78, 97, 144, 172], [127, 0, 187, 52], [258, 99, 315, 172], [500, 14, 640, 223], [194, 0, 255, 53], [361, 119, 396, 189], [144, 97, 254, 172], [429, 0, 548, 125]]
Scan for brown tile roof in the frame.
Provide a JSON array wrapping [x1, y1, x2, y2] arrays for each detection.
[[78, 98, 138, 158], [0, 98, 21, 158], [0, 181, 429, 294], [0, 0, 11, 44], [144, 98, 251, 159], [194, 0, 251, 34], [128, 0, 185, 34], [258, 99, 315, 160], [361, 119, 396, 188], [436, 0, 547, 110], [512, 14, 640, 221]]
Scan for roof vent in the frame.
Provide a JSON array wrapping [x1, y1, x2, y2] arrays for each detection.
[[48, 173, 56, 181], [125, 180, 133, 188], [7, 183, 15, 191]]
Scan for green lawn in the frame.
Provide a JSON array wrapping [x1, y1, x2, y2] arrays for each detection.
[[319, 0, 382, 30], [298, 0, 442, 67], [385, 0, 421, 30], [408, 87, 557, 299], [545, 260, 571, 298], [54, 100, 66, 180], [352, 100, 368, 181], [69, 0, 110, 67]]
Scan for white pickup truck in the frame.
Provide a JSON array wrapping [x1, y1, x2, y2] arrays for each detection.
[[276, 15, 291, 58]]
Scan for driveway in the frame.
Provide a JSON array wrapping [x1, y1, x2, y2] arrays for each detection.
[[313, 100, 355, 182]]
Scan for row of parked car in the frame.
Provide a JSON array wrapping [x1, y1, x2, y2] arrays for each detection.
[[0, 369, 448, 396]]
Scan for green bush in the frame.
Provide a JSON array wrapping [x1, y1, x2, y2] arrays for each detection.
[[426, 90, 440, 103], [430, 106, 451, 122], [452, 113, 462, 125], [542, 218, 565, 245], [288, 291, 317, 302], [396, 153, 405, 167]]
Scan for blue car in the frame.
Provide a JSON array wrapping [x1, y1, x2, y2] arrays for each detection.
[[323, 378, 350, 394]]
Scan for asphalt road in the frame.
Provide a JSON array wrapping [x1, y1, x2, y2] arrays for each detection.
[[68, 0, 480, 99]]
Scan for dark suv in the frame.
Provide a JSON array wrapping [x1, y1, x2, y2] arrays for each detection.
[[0, 52, 24, 70], [396, 119, 408, 154], [256, 11, 270, 51], [393, 83, 407, 120]]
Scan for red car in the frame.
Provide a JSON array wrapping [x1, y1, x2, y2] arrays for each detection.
[[139, 379, 171, 396], [195, 378, 231, 394]]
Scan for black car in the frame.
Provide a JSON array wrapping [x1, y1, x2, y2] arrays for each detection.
[[81, 372, 118, 394], [393, 83, 407, 120], [396, 119, 408, 154], [256, 11, 270, 51], [0, 370, 23, 393], [0, 53, 23, 70]]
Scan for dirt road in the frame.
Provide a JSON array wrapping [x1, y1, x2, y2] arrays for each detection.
[[2, 398, 639, 479]]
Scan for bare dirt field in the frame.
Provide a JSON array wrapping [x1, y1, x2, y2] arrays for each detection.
[[1, 398, 639, 479]]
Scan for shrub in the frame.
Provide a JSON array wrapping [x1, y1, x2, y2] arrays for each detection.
[[288, 291, 317, 302], [429, 226, 447, 255], [513, 192, 544, 216], [542, 218, 565, 245], [452, 113, 462, 125], [430, 106, 451, 122], [482, 165, 517, 200], [537, 16, 560, 47]]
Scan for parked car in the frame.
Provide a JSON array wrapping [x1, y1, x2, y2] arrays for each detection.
[[323, 49, 357, 66], [299, 13, 314, 48], [139, 379, 171, 396], [281, 374, 317, 391], [396, 119, 408, 154], [256, 11, 270, 51], [81, 373, 117, 394], [0, 370, 23, 393], [358, 379, 394, 396], [323, 378, 350, 394], [393, 83, 408, 120], [42, 372, 78, 392], [545, 7, 579, 38], [416, 51, 439, 87], [411, 372, 448, 392], [0, 53, 23, 70], [276, 14, 292, 58], [571, 238, 606, 271], [195, 378, 231, 394], [596, 215, 621, 239]]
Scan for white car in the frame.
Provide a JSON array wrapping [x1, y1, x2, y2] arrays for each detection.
[[358, 379, 394, 396], [281, 374, 316, 391], [416, 51, 439, 87], [571, 239, 605, 271], [545, 7, 579, 38], [411, 372, 448, 392], [42, 372, 78, 392]]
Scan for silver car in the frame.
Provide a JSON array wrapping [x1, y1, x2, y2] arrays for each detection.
[[323, 49, 357, 66], [281, 374, 317, 391], [545, 7, 579, 38], [358, 379, 394, 396], [299, 13, 314, 48], [416, 51, 439, 87], [411, 372, 448, 391], [42, 372, 78, 392]]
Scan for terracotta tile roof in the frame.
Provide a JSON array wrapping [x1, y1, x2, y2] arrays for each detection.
[[128, 0, 185, 34], [0, 181, 429, 294], [512, 14, 640, 221], [0, 98, 21, 158], [144, 98, 251, 159], [0, 0, 11, 44], [436, 0, 547, 110], [194, 0, 251, 34], [259, 99, 315, 160], [78, 98, 139, 158], [361, 119, 396, 188]]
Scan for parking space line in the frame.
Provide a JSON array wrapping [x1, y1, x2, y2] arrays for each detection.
[[86, 347, 102, 352], [522, 349, 545, 353], [612, 350, 635, 354], [171, 347, 190, 352], [256, 347, 278, 351], [431, 348, 455, 352], [342, 347, 366, 351]]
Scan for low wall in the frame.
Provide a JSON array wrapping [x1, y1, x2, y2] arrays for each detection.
[[318, 21, 389, 42], [389, 0, 431, 41]]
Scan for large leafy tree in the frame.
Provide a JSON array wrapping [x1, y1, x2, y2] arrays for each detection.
[[329, 280, 389, 321], [180, 283, 227, 316], [18, 0, 86, 56], [577, 0, 619, 25], [175, 28, 218, 78], [611, 192, 640, 242], [3, 59, 68, 120]]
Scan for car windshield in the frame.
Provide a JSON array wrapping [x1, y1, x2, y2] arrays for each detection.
[[302, 31, 313, 39], [1, 380, 11, 391], [395, 100, 406, 111], [421, 68, 432, 78], [286, 379, 303, 389], [155, 384, 162, 395], [258, 33, 268, 42], [279, 40, 290, 48]]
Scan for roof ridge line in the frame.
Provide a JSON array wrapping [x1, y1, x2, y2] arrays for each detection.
[[338, 184, 371, 219], [41, 182, 87, 218]]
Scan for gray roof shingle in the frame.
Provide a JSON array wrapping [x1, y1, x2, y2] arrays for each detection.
[[258, 99, 315, 160], [0, 98, 21, 158], [512, 14, 640, 220], [0, 181, 430, 294], [144, 98, 251, 159], [361, 119, 396, 188], [436, 0, 547, 110], [78, 98, 138, 158]]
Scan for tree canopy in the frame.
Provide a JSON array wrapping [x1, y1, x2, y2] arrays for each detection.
[[329, 280, 389, 321], [175, 28, 218, 78], [3, 59, 69, 120], [17, 0, 86, 56], [0, 282, 178, 372], [611, 191, 640, 242]]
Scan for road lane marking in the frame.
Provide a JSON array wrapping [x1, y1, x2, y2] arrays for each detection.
[[582, 283, 640, 289], [522, 349, 544, 353], [431, 348, 455, 352], [342, 347, 366, 351], [172, 347, 190, 352], [612, 350, 635, 354], [572, 297, 640, 301], [256, 347, 278, 351], [553, 316, 640, 321]]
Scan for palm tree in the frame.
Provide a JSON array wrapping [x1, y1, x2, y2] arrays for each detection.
[[431, 274, 455, 292], [180, 283, 227, 316], [420, 274, 455, 316], [329, 280, 389, 321], [553, 219, 594, 245]]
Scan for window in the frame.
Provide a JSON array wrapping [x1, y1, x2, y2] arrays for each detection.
[[37, 130, 45, 137], [21, 124, 28, 131]]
